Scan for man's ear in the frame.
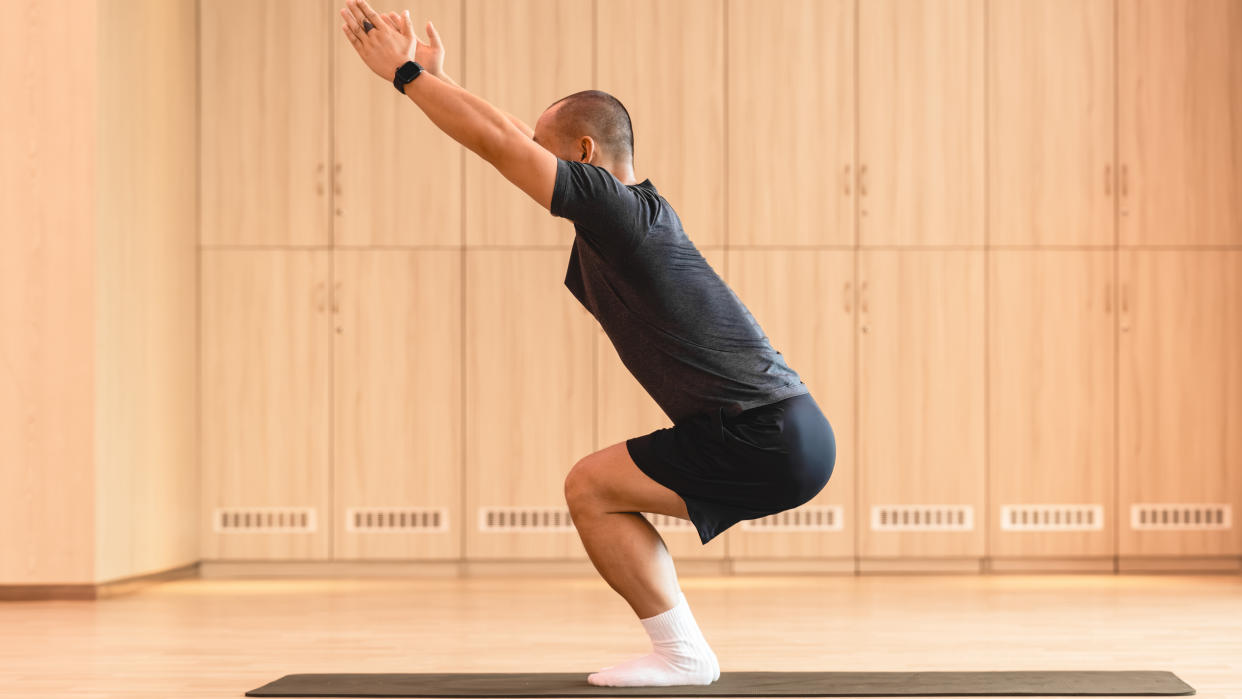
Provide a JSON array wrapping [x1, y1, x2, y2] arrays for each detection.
[[578, 136, 595, 163]]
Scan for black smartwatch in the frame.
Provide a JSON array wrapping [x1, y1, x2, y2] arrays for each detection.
[[393, 60, 423, 94]]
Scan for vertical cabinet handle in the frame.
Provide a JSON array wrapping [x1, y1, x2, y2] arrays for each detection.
[[333, 282, 343, 334], [1119, 164, 1129, 217], [859, 164, 868, 197], [1119, 282, 1130, 332], [859, 280, 869, 333], [316, 162, 325, 196], [1104, 164, 1112, 197], [843, 280, 853, 313], [334, 163, 343, 217], [843, 164, 852, 196]]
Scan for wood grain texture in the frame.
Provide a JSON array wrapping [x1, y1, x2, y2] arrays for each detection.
[[333, 250, 463, 559], [1119, 250, 1242, 556], [0, 0, 97, 584], [727, 0, 855, 247], [200, 0, 333, 246], [333, 0, 465, 247], [200, 251, 333, 559], [95, 0, 200, 583], [722, 249, 855, 559], [465, 250, 597, 558], [988, 0, 1115, 246], [597, 0, 726, 247], [988, 251, 1116, 557], [858, 0, 985, 246], [1119, 0, 1242, 246], [462, 0, 592, 247], [5, 575, 1242, 697], [857, 250, 986, 557]]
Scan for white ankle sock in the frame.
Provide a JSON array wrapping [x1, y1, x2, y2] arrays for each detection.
[[587, 591, 720, 687]]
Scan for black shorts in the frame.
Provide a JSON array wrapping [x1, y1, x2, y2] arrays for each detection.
[[625, 391, 836, 545]]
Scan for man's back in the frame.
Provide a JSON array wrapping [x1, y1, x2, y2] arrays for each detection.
[[552, 158, 809, 425]]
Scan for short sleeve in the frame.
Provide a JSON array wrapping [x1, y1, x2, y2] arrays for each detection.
[[550, 159, 647, 262]]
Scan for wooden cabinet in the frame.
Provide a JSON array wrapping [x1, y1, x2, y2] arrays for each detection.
[[333, 0, 464, 247], [200, 0, 333, 246], [464, 250, 597, 559], [462, 0, 593, 247], [857, 251, 986, 558], [988, 0, 1114, 247], [597, 0, 725, 246], [722, 249, 855, 559], [1119, 0, 1242, 246], [201, 250, 333, 559], [726, 0, 855, 247], [332, 251, 463, 559], [1119, 251, 1242, 556], [988, 251, 1115, 558], [858, 0, 984, 246]]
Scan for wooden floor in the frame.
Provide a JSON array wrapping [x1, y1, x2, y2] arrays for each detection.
[[1, 573, 1239, 698]]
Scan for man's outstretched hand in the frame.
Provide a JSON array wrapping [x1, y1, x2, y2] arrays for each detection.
[[339, 0, 414, 82]]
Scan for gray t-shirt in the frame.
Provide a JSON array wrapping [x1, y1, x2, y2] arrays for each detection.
[[550, 158, 809, 425]]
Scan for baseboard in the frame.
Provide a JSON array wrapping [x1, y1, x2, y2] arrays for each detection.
[[987, 557, 1116, 573], [857, 557, 984, 574], [0, 561, 200, 602], [1116, 556, 1242, 573]]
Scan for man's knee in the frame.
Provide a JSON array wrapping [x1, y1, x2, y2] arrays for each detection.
[[563, 458, 597, 509]]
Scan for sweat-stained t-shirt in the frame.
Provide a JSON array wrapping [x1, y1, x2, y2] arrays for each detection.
[[550, 158, 809, 425]]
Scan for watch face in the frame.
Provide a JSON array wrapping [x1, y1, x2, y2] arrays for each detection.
[[398, 61, 421, 81]]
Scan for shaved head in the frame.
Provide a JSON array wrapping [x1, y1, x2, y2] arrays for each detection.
[[545, 89, 634, 163]]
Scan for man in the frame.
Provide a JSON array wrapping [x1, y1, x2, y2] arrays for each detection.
[[340, 0, 835, 687]]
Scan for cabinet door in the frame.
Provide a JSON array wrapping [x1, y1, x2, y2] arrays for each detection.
[[988, 0, 1114, 247], [727, 0, 855, 247], [723, 249, 855, 559], [858, 251, 985, 558], [465, 250, 597, 558], [597, 0, 725, 246], [333, 0, 464, 247], [201, 250, 332, 559], [333, 250, 462, 559], [988, 251, 1115, 558], [463, 0, 592, 247], [200, 0, 333, 246], [594, 248, 729, 560], [1119, 0, 1242, 246], [1119, 251, 1242, 556], [859, 0, 984, 246]]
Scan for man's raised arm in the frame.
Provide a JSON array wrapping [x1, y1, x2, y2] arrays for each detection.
[[339, 0, 556, 210]]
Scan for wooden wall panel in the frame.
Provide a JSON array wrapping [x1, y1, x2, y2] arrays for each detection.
[[1119, 0, 1242, 246], [597, 0, 725, 247], [463, 0, 592, 247], [201, 0, 333, 246], [465, 250, 597, 558], [333, 251, 462, 559], [95, 0, 200, 582], [0, 0, 97, 584], [858, 0, 984, 246], [1119, 251, 1242, 556], [334, 0, 464, 247], [722, 249, 855, 559], [988, 251, 1115, 558], [988, 0, 1114, 247], [727, 0, 855, 247], [201, 251, 332, 559], [858, 251, 986, 558]]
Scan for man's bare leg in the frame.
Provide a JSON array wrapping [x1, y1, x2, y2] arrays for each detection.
[[564, 442, 720, 686]]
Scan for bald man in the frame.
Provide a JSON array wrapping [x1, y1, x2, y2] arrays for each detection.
[[340, 0, 836, 687]]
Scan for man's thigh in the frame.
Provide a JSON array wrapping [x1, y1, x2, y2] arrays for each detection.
[[565, 441, 691, 521]]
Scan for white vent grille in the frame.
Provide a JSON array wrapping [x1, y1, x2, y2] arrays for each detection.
[[644, 513, 698, 530], [871, 505, 974, 531], [1131, 504, 1232, 530], [212, 507, 317, 533], [740, 505, 844, 531], [478, 507, 576, 532], [345, 507, 448, 532], [1000, 504, 1104, 531]]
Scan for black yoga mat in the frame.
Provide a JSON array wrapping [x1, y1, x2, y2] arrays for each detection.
[[246, 670, 1195, 697]]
